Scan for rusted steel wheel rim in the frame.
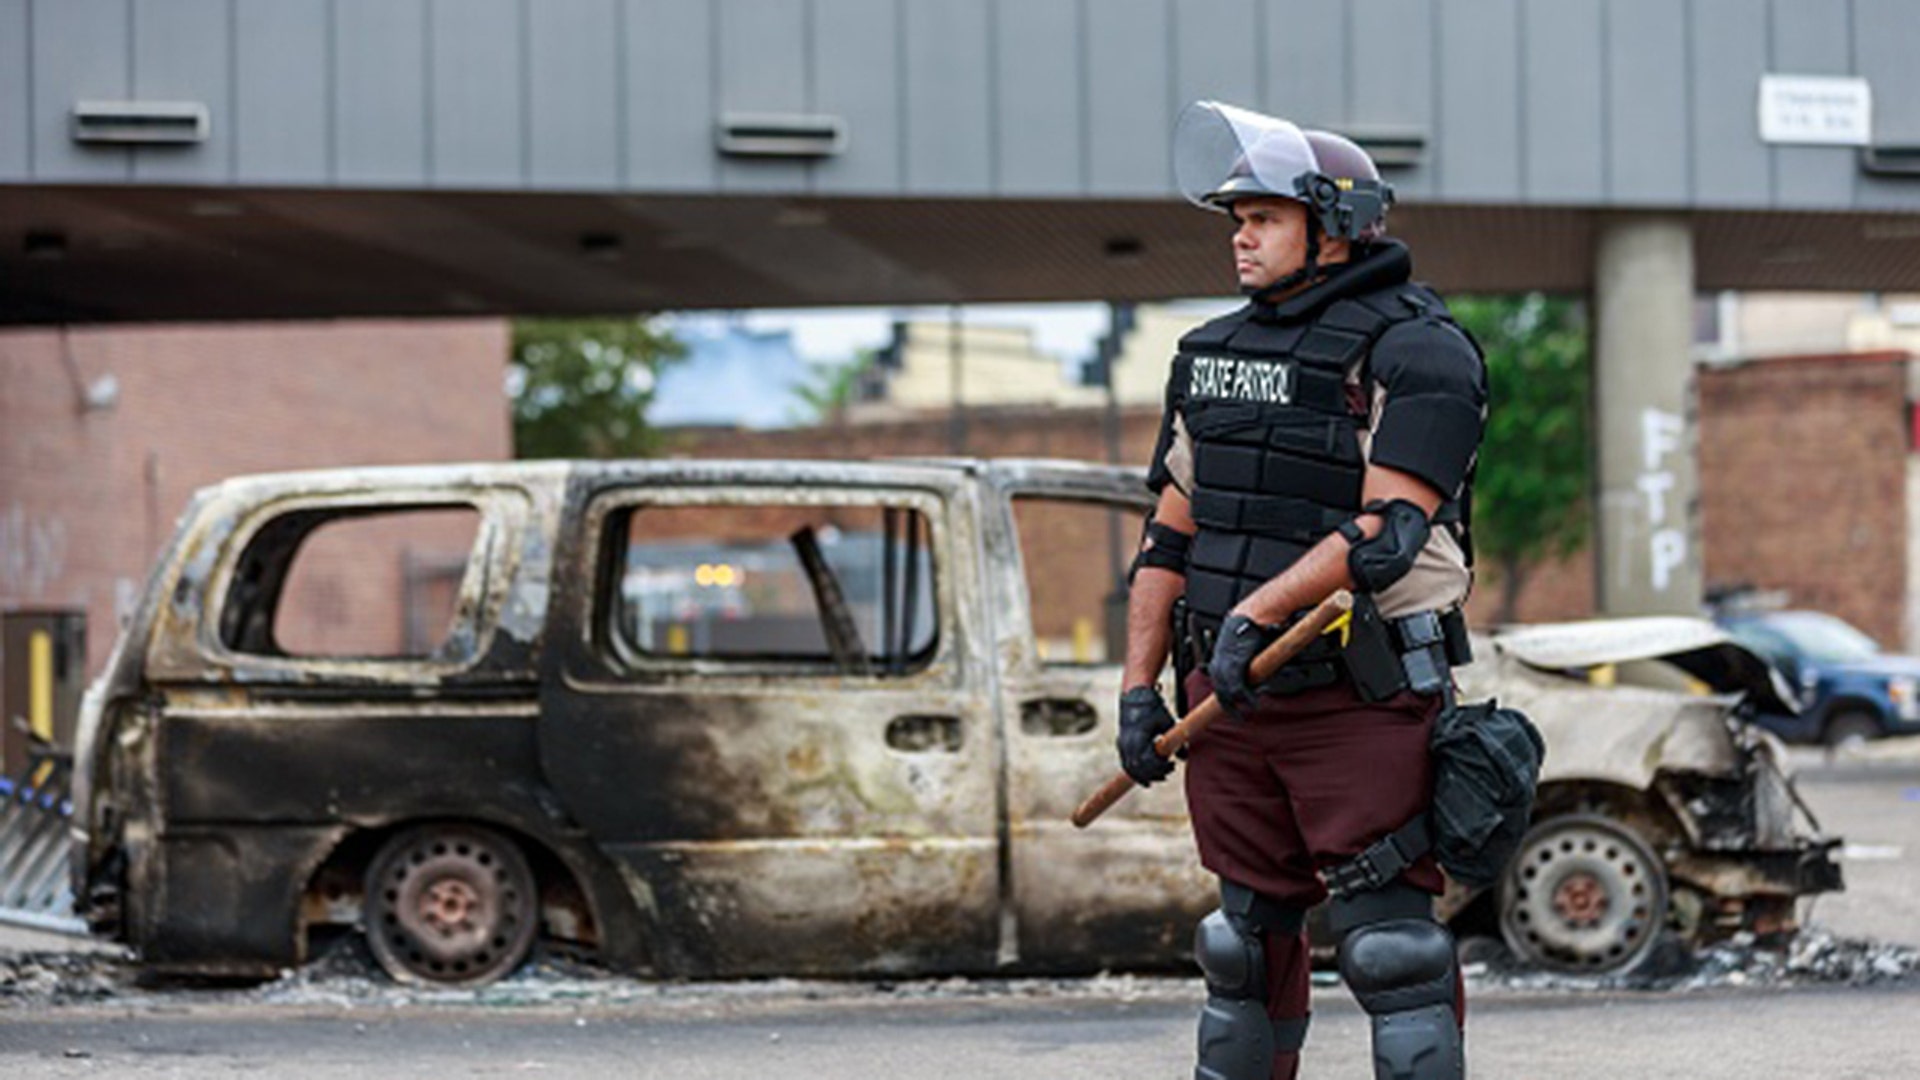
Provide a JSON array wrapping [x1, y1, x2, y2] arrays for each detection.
[[1498, 813, 1669, 975], [364, 824, 538, 987]]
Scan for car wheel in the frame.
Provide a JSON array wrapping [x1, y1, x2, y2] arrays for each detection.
[[364, 824, 539, 987], [1823, 710, 1880, 751], [1497, 813, 1669, 976]]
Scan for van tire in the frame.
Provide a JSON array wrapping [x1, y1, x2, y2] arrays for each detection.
[[363, 823, 539, 987], [1496, 813, 1669, 976]]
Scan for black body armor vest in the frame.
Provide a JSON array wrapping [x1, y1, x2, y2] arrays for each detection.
[[1173, 282, 1470, 632]]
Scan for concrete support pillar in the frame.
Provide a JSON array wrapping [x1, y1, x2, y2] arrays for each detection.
[[1592, 215, 1700, 615]]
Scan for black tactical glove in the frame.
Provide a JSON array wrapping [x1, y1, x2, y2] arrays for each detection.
[[1209, 613, 1280, 720], [1116, 686, 1177, 786]]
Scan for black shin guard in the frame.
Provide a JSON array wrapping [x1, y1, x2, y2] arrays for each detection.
[[1193, 881, 1309, 1080]]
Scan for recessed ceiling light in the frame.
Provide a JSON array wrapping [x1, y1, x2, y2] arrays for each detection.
[[23, 230, 67, 260], [774, 206, 828, 228], [578, 232, 623, 261]]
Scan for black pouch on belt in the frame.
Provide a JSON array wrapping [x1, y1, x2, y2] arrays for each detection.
[[1394, 609, 1449, 698], [1341, 594, 1409, 702]]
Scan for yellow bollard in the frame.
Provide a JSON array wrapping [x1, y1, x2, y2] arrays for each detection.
[[28, 630, 53, 743]]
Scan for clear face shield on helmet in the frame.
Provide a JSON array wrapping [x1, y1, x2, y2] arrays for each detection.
[[1173, 101, 1321, 212], [1173, 100, 1393, 242]]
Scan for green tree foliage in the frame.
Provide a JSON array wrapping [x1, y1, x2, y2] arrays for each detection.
[[510, 317, 687, 459], [1449, 294, 1591, 623], [790, 350, 876, 425]]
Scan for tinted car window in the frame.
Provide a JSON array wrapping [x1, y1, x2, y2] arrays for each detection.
[[1761, 612, 1881, 664], [1724, 622, 1797, 666]]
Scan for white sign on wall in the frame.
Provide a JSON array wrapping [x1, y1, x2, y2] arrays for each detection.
[[1759, 75, 1873, 146]]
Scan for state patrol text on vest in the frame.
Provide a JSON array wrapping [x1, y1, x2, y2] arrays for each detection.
[[1188, 356, 1297, 405]]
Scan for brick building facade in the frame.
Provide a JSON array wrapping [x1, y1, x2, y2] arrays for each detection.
[[1698, 351, 1915, 649], [0, 319, 512, 679], [672, 349, 1920, 648], [6, 318, 1907, 700]]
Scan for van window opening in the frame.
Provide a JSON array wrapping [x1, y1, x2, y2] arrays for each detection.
[[610, 501, 937, 673], [218, 504, 482, 660]]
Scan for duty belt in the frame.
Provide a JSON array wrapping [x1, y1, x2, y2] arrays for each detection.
[[1187, 601, 1470, 704]]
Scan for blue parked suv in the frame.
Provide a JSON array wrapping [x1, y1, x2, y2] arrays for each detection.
[[1717, 610, 1920, 746]]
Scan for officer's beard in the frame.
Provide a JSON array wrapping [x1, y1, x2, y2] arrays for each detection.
[[1244, 221, 1322, 304]]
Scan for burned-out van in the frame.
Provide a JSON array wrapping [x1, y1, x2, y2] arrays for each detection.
[[72, 459, 1207, 986], [70, 460, 1841, 986]]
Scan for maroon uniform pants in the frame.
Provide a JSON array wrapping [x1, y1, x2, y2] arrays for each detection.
[[1182, 673, 1462, 1080]]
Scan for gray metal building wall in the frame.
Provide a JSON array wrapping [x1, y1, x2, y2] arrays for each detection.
[[4, 0, 1916, 213]]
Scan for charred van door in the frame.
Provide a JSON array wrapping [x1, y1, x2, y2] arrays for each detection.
[[988, 470, 1213, 970], [131, 481, 539, 974], [541, 472, 1001, 977]]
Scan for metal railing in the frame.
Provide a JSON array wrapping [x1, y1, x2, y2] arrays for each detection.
[[0, 756, 85, 935]]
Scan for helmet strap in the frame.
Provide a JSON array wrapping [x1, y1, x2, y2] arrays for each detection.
[[1245, 217, 1322, 304]]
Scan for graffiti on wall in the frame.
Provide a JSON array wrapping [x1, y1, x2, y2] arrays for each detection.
[[0, 503, 68, 597], [1638, 408, 1688, 592]]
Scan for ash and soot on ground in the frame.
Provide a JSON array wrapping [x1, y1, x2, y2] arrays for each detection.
[[2, 925, 1914, 1014]]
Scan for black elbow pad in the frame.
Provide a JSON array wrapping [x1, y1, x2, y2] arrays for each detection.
[[1344, 499, 1431, 593], [1128, 519, 1193, 582]]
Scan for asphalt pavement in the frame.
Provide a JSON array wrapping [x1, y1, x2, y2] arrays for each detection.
[[2, 980, 1920, 1078], [1783, 743, 1920, 947], [3, 745, 1918, 1078]]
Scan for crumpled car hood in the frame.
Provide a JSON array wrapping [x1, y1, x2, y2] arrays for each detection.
[[1491, 616, 1801, 716]]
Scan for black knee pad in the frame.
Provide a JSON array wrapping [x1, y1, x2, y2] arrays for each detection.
[[1195, 879, 1308, 997], [1195, 908, 1264, 999], [1339, 919, 1462, 1080], [1338, 919, 1458, 1016], [1192, 882, 1311, 1080]]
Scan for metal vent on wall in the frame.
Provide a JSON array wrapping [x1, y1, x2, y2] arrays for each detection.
[[70, 101, 209, 145], [1861, 145, 1920, 178], [1340, 128, 1427, 170], [716, 113, 846, 159]]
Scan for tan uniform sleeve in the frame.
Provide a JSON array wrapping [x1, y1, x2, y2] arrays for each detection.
[[1163, 412, 1196, 496], [1359, 384, 1474, 617]]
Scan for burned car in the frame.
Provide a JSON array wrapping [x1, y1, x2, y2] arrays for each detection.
[[1452, 617, 1843, 973], [72, 459, 1213, 986], [70, 459, 1841, 987]]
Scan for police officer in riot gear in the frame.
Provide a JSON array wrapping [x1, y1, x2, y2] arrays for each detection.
[[1118, 102, 1487, 1080]]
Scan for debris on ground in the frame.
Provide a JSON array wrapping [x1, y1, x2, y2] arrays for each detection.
[[0, 949, 129, 1005], [1463, 927, 1920, 993], [3, 926, 1913, 1012]]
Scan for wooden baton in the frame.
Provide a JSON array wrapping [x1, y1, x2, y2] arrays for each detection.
[[1069, 589, 1355, 829]]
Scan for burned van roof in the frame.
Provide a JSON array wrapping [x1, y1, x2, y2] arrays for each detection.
[[193, 457, 1143, 501]]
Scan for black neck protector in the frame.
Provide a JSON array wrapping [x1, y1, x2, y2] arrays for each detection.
[[1248, 238, 1413, 324]]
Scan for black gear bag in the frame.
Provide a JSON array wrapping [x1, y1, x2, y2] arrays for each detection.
[[1427, 700, 1545, 889], [1325, 698, 1545, 898]]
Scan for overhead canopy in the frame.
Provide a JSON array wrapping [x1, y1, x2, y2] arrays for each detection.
[[10, 187, 1920, 324], [8, 0, 1920, 323]]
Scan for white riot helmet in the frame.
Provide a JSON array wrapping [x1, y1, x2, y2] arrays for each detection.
[[1173, 101, 1393, 242]]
